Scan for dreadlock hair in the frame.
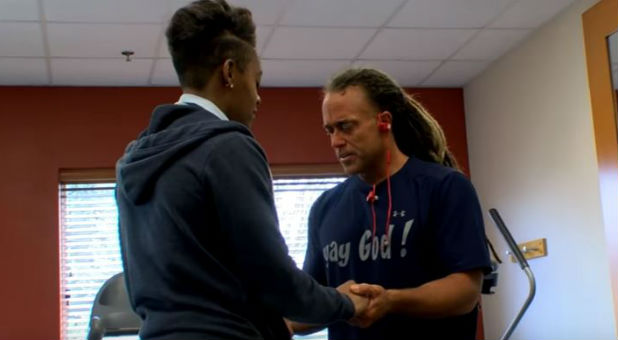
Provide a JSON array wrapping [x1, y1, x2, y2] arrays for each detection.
[[166, 0, 256, 90], [324, 67, 460, 170]]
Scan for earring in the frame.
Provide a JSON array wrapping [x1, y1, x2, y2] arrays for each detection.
[[227, 83, 234, 89]]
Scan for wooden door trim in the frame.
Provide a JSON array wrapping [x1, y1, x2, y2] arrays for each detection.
[[583, 0, 618, 332]]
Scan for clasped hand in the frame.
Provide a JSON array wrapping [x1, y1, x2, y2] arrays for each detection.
[[336, 280, 391, 328]]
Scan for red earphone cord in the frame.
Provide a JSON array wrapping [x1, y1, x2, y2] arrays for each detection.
[[370, 150, 393, 240]]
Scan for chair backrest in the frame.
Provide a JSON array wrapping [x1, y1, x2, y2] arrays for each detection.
[[87, 272, 142, 340]]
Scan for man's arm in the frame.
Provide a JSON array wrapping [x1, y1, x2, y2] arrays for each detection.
[[349, 269, 483, 328]]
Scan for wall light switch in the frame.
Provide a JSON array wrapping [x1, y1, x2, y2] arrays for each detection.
[[510, 238, 547, 262]]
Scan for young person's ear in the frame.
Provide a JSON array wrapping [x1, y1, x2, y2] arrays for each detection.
[[221, 59, 235, 88]]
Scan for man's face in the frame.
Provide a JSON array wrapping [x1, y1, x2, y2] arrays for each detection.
[[322, 86, 383, 178], [226, 53, 262, 127]]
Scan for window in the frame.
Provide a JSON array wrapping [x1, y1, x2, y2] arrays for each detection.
[[59, 176, 345, 340], [59, 182, 120, 340], [274, 178, 345, 267]]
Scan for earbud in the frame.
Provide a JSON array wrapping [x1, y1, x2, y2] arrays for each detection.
[[378, 121, 391, 132], [377, 112, 391, 132]]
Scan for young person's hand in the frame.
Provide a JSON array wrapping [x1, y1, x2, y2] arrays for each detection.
[[348, 283, 391, 328], [336, 280, 370, 319]]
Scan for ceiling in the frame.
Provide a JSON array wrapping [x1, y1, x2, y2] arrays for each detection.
[[0, 0, 578, 87]]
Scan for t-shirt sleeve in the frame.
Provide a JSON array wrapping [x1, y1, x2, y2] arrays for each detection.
[[433, 172, 492, 275], [202, 133, 354, 323], [303, 197, 327, 285]]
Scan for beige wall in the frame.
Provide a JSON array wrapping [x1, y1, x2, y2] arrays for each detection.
[[464, 0, 617, 338]]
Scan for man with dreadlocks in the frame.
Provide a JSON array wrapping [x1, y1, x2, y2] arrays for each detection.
[[294, 67, 491, 339]]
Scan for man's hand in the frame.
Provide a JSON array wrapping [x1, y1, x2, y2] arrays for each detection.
[[349, 283, 392, 328], [336, 280, 369, 318]]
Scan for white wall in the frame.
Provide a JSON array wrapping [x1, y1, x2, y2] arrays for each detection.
[[464, 0, 617, 339]]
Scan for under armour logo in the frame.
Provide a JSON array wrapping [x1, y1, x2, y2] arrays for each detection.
[[393, 210, 406, 217]]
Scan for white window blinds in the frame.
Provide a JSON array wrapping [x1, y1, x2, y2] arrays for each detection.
[[60, 183, 122, 340], [274, 178, 345, 267], [59, 177, 345, 340]]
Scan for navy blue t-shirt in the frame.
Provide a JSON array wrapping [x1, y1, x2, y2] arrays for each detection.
[[303, 157, 491, 340]]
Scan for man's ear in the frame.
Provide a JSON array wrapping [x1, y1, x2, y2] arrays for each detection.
[[377, 111, 393, 132], [377, 111, 393, 124]]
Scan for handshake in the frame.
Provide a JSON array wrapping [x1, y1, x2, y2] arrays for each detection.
[[337, 280, 390, 328], [286, 280, 393, 335]]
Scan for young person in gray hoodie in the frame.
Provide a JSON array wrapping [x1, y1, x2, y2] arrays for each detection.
[[115, 1, 367, 339]]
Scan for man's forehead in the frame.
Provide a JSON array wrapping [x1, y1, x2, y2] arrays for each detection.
[[324, 95, 376, 121]]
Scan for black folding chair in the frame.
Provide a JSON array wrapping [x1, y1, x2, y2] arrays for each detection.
[[87, 272, 142, 340]]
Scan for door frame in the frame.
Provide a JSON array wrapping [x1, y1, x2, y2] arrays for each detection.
[[583, 0, 618, 333]]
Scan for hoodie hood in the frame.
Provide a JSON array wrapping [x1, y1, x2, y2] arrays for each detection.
[[116, 103, 251, 204]]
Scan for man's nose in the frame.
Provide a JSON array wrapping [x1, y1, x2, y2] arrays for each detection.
[[330, 132, 345, 148]]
